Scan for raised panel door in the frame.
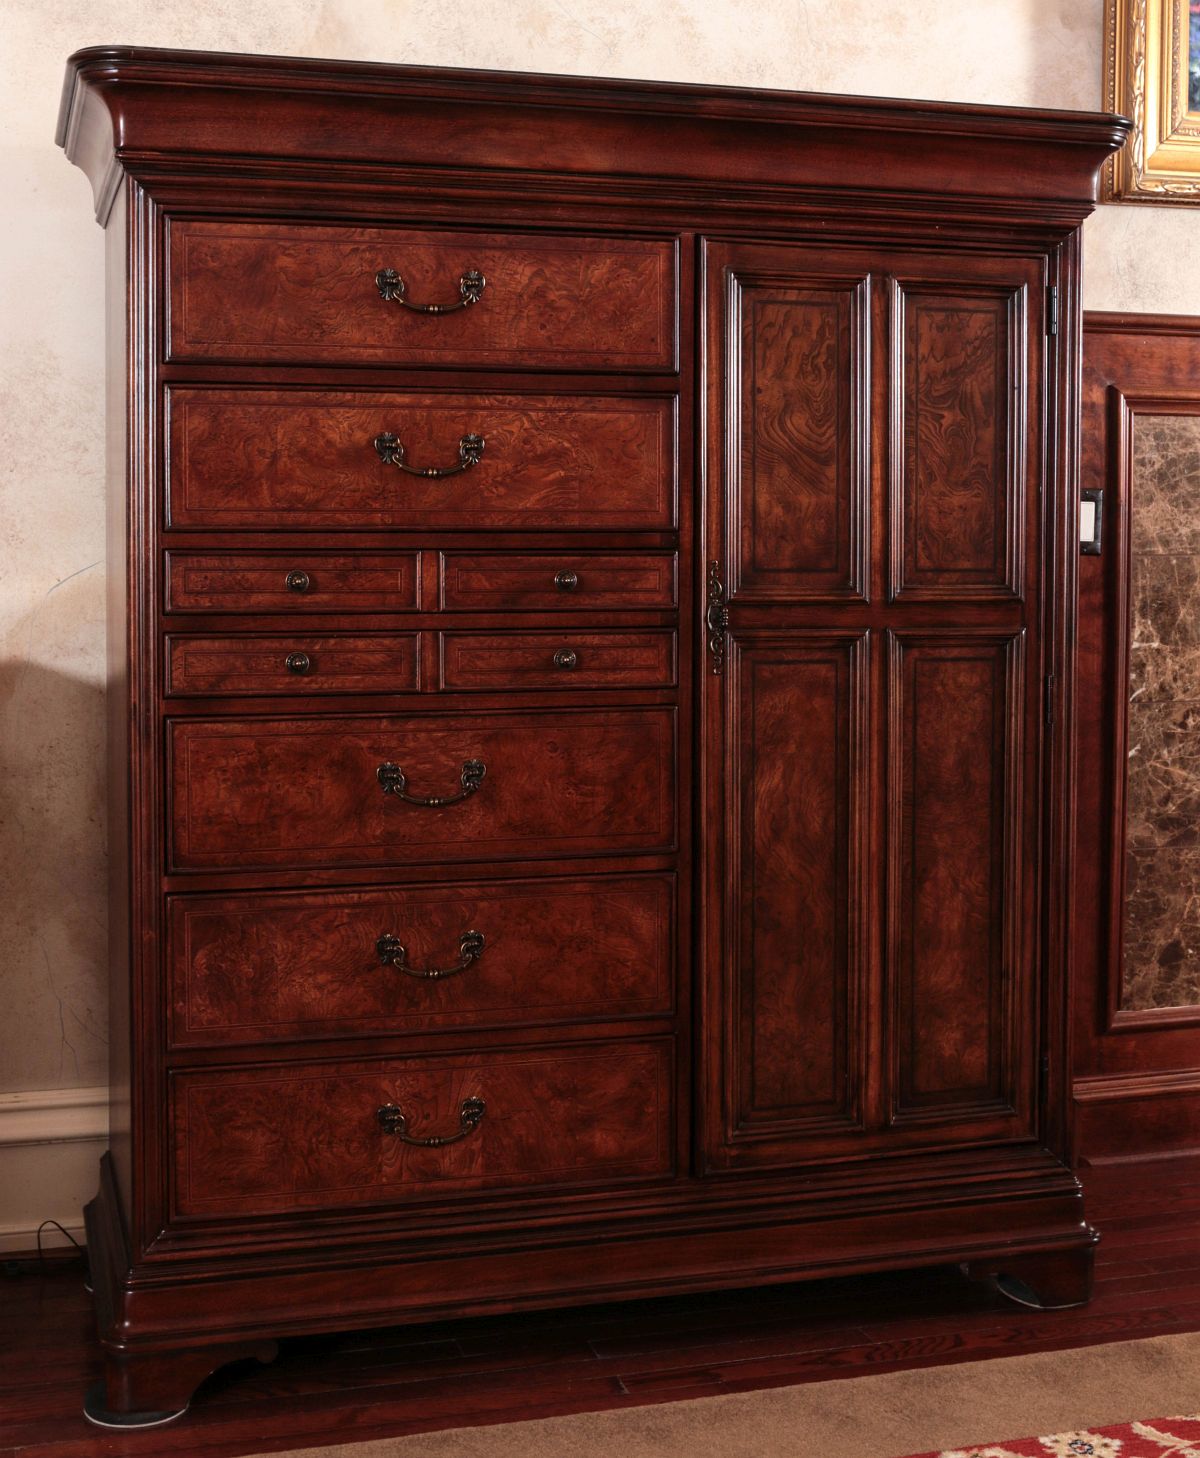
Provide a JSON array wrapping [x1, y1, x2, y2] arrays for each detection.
[[703, 241, 1044, 1171]]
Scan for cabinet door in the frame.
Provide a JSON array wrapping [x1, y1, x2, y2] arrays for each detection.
[[701, 240, 1045, 1172]]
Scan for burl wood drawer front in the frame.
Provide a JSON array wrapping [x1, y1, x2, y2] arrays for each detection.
[[166, 635, 419, 697], [168, 709, 676, 871], [168, 221, 677, 371], [168, 874, 674, 1046], [165, 554, 419, 615], [171, 1040, 673, 1217], [439, 632, 676, 690], [166, 390, 677, 532], [440, 554, 678, 611]]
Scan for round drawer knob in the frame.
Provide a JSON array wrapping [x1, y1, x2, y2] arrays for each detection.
[[285, 651, 311, 675], [553, 649, 578, 670], [285, 569, 311, 594], [554, 570, 579, 593]]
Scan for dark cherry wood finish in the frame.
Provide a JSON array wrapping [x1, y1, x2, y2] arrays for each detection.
[[1074, 314, 1200, 1162], [166, 389, 678, 532], [3, 1155, 1198, 1458], [167, 873, 675, 1047], [167, 221, 678, 370], [57, 44, 1126, 1424]]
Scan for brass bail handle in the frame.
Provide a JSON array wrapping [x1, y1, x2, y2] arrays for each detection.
[[373, 432, 485, 478], [375, 267, 486, 314], [376, 930, 485, 980], [376, 759, 486, 807], [377, 1096, 486, 1147]]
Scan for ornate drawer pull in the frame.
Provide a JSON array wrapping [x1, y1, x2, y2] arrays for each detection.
[[377, 758, 485, 806], [553, 649, 578, 670], [285, 651, 311, 675], [377, 1095, 486, 1146], [376, 929, 485, 980], [285, 569, 311, 594], [554, 570, 579, 592], [375, 267, 486, 314], [373, 432, 485, 478]]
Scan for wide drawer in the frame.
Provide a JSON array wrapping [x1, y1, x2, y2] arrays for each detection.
[[439, 631, 676, 690], [440, 553, 678, 611], [168, 708, 676, 871], [168, 874, 674, 1047], [164, 553, 419, 615], [166, 635, 419, 697], [168, 221, 677, 371], [172, 1039, 673, 1218], [166, 389, 677, 532]]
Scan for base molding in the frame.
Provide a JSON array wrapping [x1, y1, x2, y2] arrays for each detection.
[[85, 1147, 1097, 1418], [0, 1086, 107, 1254], [1074, 1069, 1200, 1163]]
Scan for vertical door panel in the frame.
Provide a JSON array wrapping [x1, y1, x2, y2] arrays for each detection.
[[712, 633, 869, 1167], [725, 262, 870, 601], [886, 632, 1029, 1137], [891, 281, 1028, 601]]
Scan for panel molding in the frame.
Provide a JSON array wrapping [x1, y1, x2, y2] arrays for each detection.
[[885, 629, 1028, 1133], [718, 629, 870, 1160], [889, 277, 1028, 603], [724, 261, 870, 604]]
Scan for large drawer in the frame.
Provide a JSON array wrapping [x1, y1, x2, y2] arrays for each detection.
[[168, 874, 675, 1047], [166, 389, 677, 532], [168, 708, 676, 871], [165, 553, 419, 615], [167, 221, 677, 371], [171, 1040, 674, 1217]]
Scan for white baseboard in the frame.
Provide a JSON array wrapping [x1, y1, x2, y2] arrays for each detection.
[[0, 1086, 107, 1254]]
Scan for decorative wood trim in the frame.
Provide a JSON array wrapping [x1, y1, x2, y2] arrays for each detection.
[[1073, 1068, 1200, 1163], [58, 47, 1128, 228], [1075, 1066, 1200, 1102], [1073, 313, 1200, 1166], [1083, 312, 1200, 335], [0, 1087, 108, 1146]]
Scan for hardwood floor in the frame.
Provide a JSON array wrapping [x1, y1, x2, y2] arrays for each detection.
[[2, 1156, 1196, 1458]]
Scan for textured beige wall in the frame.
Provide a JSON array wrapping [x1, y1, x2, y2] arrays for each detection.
[[1, 0, 1196, 1095]]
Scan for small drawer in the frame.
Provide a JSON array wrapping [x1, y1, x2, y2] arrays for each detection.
[[166, 388, 676, 532], [440, 554, 678, 611], [166, 635, 419, 697], [168, 220, 677, 371], [167, 873, 674, 1047], [439, 632, 676, 691], [171, 1039, 673, 1218], [164, 553, 419, 615], [168, 707, 675, 872]]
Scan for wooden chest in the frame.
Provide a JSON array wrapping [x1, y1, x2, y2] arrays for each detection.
[[57, 45, 1127, 1425]]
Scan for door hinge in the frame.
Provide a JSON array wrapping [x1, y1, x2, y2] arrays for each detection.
[[1046, 285, 1059, 336], [706, 561, 729, 675], [1044, 672, 1055, 727]]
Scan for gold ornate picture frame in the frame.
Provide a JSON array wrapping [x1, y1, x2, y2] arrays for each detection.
[[1106, 0, 1200, 200]]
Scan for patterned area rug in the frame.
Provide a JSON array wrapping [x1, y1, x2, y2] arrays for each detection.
[[907, 1417, 1200, 1458]]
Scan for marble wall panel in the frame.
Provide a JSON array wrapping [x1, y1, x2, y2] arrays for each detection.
[[1123, 415, 1200, 1010]]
